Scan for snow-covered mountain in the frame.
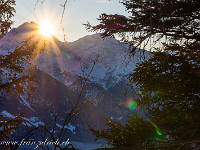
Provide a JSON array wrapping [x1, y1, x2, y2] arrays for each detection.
[[0, 22, 152, 144], [0, 22, 151, 89]]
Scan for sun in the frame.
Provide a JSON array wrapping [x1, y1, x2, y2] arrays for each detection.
[[39, 20, 55, 37]]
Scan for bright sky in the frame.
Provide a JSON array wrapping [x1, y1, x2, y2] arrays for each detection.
[[13, 0, 129, 42]]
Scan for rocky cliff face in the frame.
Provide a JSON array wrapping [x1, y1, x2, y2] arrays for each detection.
[[0, 22, 152, 142]]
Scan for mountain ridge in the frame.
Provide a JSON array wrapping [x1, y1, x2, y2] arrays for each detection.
[[0, 21, 152, 88]]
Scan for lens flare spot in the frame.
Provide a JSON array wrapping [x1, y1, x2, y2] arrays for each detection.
[[128, 101, 137, 110], [66, 54, 71, 60], [124, 98, 137, 110], [157, 130, 162, 135]]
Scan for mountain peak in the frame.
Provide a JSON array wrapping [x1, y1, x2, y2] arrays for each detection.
[[9, 21, 39, 35], [0, 22, 40, 55], [72, 33, 118, 43]]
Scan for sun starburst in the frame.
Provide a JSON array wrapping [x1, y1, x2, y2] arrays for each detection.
[[39, 20, 55, 37]]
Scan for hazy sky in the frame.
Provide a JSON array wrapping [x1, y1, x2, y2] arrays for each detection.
[[13, 0, 129, 42]]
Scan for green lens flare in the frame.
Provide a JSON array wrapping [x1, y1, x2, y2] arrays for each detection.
[[128, 101, 137, 110], [156, 130, 162, 135], [66, 54, 71, 60]]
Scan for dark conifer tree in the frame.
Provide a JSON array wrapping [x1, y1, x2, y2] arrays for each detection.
[[87, 0, 200, 149], [0, 0, 16, 39], [85, 0, 200, 54], [0, 1, 47, 147]]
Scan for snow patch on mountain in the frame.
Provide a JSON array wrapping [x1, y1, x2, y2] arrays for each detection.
[[56, 123, 76, 134], [1, 111, 45, 127], [1, 111, 15, 118], [19, 95, 33, 110]]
